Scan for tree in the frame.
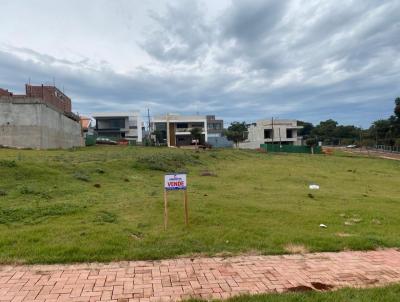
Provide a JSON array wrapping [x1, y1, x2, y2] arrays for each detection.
[[311, 119, 338, 143], [225, 122, 248, 148], [305, 138, 317, 154], [190, 127, 203, 146], [297, 121, 314, 139], [395, 97, 400, 119], [152, 129, 166, 145]]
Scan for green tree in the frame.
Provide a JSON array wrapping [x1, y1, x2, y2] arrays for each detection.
[[152, 129, 166, 144], [297, 121, 314, 139], [395, 97, 400, 119], [311, 119, 338, 144], [225, 122, 248, 148], [190, 127, 203, 146], [305, 138, 317, 154]]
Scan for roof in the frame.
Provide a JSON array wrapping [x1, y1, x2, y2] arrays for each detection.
[[153, 114, 207, 123], [92, 112, 140, 118]]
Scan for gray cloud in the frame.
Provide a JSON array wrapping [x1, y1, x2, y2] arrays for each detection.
[[1, 0, 400, 127]]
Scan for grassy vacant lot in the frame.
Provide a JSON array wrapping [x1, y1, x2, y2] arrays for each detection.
[[0, 146, 399, 264], [190, 284, 400, 302]]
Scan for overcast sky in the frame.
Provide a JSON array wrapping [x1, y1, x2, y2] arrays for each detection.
[[1, 0, 399, 127]]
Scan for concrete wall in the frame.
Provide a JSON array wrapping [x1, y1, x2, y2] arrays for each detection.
[[207, 136, 233, 148], [0, 98, 83, 149]]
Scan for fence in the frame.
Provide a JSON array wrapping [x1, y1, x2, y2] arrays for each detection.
[[260, 144, 322, 154], [374, 145, 400, 153]]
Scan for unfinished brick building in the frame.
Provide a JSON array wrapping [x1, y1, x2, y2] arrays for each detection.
[[0, 84, 83, 149], [25, 84, 72, 113]]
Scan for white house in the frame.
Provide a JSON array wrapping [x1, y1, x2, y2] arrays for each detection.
[[152, 114, 208, 147], [92, 112, 142, 143]]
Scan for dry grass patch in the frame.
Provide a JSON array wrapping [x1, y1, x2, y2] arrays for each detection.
[[284, 243, 309, 254], [336, 233, 354, 238]]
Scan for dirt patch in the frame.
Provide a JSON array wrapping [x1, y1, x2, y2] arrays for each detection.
[[284, 243, 309, 254], [200, 170, 217, 177], [311, 282, 334, 291], [287, 285, 314, 292]]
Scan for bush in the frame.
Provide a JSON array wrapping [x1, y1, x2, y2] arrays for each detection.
[[19, 186, 51, 199], [0, 160, 17, 168], [94, 211, 117, 224], [0, 203, 81, 224]]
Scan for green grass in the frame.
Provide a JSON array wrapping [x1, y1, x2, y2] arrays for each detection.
[[0, 146, 399, 264], [188, 284, 400, 302]]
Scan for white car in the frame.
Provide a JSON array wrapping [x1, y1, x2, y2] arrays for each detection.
[[346, 144, 357, 148]]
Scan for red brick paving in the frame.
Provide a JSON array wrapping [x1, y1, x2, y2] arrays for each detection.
[[1, 249, 400, 301]]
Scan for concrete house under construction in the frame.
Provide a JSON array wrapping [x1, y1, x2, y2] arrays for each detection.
[[239, 119, 303, 149]]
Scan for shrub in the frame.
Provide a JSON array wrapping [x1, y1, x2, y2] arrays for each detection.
[[19, 186, 51, 199], [94, 211, 117, 224], [0, 203, 81, 224], [0, 160, 17, 168], [19, 186, 36, 195]]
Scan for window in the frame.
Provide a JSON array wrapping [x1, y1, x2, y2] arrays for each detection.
[[97, 118, 125, 129], [264, 129, 273, 139], [286, 129, 293, 138], [177, 123, 188, 128]]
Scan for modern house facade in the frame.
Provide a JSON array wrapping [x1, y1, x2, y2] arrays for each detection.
[[0, 84, 83, 149], [239, 119, 303, 149], [92, 112, 142, 143], [205, 115, 233, 148], [206, 115, 224, 138], [152, 114, 208, 147]]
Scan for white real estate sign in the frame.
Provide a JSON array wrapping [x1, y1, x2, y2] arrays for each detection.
[[164, 174, 187, 191], [163, 173, 189, 230]]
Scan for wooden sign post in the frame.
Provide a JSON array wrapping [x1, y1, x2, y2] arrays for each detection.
[[164, 173, 188, 230]]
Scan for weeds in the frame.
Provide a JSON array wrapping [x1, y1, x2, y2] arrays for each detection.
[[136, 152, 202, 172], [73, 171, 90, 182], [0, 204, 81, 224], [94, 211, 117, 224], [19, 186, 51, 199], [0, 159, 17, 167]]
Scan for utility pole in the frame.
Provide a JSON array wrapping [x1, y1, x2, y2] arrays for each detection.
[[271, 117, 274, 144], [147, 108, 151, 132]]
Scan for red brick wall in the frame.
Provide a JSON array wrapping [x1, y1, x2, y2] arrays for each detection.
[[25, 85, 72, 113], [0, 88, 12, 96]]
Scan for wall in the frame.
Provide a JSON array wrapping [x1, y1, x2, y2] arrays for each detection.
[[26, 85, 72, 113], [207, 136, 233, 148], [0, 98, 83, 149]]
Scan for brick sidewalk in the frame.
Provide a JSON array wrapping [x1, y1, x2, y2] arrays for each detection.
[[1, 249, 400, 302]]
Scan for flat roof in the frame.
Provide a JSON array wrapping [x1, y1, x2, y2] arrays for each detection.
[[92, 112, 140, 118], [153, 114, 207, 122]]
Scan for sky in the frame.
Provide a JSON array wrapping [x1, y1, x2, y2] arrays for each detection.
[[1, 0, 399, 127]]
